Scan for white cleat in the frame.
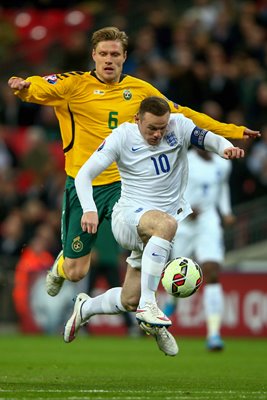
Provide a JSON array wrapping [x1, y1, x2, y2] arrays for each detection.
[[140, 323, 179, 356], [63, 293, 91, 343], [46, 250, 65, 296], [136, 302, 172, 327]]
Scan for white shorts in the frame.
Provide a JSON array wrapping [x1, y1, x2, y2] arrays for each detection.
[[171, 210, 224, 264], [111, 202, 150, 270], [111, 202, 146, 251]]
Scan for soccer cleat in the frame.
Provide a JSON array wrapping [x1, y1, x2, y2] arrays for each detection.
[[46, 250, 65, 296], [140, 323, 178, 356], [136, 302, 172, 327], [206, 334, 224, 351], [63, 293, 91, 343]]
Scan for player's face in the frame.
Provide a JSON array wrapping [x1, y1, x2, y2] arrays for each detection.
[[92, 41, 127, 83], [137, 112, 170, 146]]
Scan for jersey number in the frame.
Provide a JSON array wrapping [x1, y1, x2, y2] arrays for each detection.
[[108, 111, 118, 129], [151, 154, 170, 175]]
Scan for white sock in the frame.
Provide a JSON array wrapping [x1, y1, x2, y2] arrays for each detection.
[[203, 283, 224, 338], [139, 236, 171, 308], [82, 287, 126, 319]]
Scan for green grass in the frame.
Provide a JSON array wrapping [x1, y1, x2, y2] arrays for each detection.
[[0, 334, 266, 399]]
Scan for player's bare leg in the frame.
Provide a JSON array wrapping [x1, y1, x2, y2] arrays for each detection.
[[46, 252, 91, 296]]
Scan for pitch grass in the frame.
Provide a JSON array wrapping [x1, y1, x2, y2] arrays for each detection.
[[0, 334, 266, 400]]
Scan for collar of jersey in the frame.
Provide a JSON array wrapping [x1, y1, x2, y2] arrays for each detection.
[[90, 70, 127, 83]]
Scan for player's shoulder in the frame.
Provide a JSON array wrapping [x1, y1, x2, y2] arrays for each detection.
[[53, 71, 88, 81], [170, 113, 188, 122], [40, 71, 89, 85], [169, 113, 194, 130], [121, 74, 154, 88], [114, 121, 136, 135]]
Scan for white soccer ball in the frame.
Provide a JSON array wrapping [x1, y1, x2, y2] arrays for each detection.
[[161, 257, 203, 298]]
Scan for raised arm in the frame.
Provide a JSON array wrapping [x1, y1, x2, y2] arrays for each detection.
[[177, 104, 260, 140], [201, 130, 245, 159]]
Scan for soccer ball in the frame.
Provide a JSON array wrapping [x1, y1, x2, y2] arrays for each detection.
[[161, 257, 203, 298]]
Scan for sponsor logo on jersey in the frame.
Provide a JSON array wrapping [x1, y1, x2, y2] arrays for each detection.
[[165, 132, 178, 146], [134, 207, 144, 213], [131, 146, 144, 152], [71, 236, 83, 252], [94, 90, 105, 95], [123, 89, 132, 100], [43, 74, 58, 84], [97, 140, 106, 151]]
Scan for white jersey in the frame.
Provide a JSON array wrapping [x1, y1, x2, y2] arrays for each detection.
[[75, 113, 233, 221]]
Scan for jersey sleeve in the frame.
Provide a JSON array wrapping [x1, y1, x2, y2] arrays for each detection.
[[174, 104, 245, 139], [75, 128, 122, 212], [13, 74, 73, 106], [144, 80, 245, 139], [200, 130, 233, 157]]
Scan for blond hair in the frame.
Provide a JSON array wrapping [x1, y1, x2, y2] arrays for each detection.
[[91, 26, 128, 52]]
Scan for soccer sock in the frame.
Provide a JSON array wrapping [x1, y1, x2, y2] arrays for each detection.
[[203, 283, 224, 338], [82, 287, 126, 319], [56, 254, 67, 279], [139, 236, 171, 308]]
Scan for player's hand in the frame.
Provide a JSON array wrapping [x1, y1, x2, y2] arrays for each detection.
[[8, 77, 31, 90], [222, 214, 236, 226], [81, 211, 99, 234], [243, 128, 261, 139], [223, 147, 245, 159]]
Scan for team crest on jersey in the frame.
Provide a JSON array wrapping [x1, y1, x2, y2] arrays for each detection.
[[165, 131, 178, 146], [97, 140, 106, 151], [123, 89, 132, 100], [71, 236, 83, 252], [43, 74, 58, 84]]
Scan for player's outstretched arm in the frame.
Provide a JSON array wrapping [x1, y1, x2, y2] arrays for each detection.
[[223, 147, 245, 159], [176, 104, 260, 140], [8, 77, 31, 91]]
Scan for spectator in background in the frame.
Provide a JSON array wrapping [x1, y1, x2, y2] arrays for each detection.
[[13, 226, 76, 334], [0, 210, 25, 258]]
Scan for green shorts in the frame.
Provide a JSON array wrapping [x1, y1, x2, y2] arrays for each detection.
[[61, 176, 121, 258]]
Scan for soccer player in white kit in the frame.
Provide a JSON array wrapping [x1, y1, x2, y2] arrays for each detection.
[[63, 97, 244, 356], [165, 148, 236, 351]]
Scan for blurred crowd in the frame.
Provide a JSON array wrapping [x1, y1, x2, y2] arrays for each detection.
[[0, 0, 267, 325]]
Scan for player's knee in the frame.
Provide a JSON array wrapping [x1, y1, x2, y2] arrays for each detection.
[[64, 257, 90, 282], [167, 216, 178, 238], [66, 268, 86, 282]]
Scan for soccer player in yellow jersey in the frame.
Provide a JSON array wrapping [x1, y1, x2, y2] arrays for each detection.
[[8, 27, 259, 312]]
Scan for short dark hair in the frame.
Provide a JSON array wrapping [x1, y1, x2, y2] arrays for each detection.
[[91, 27, 128, 52], [138, 97, 171, 118]]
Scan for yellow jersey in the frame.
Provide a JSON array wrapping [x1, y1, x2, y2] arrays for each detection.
[[14, 71, 245, 185]]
